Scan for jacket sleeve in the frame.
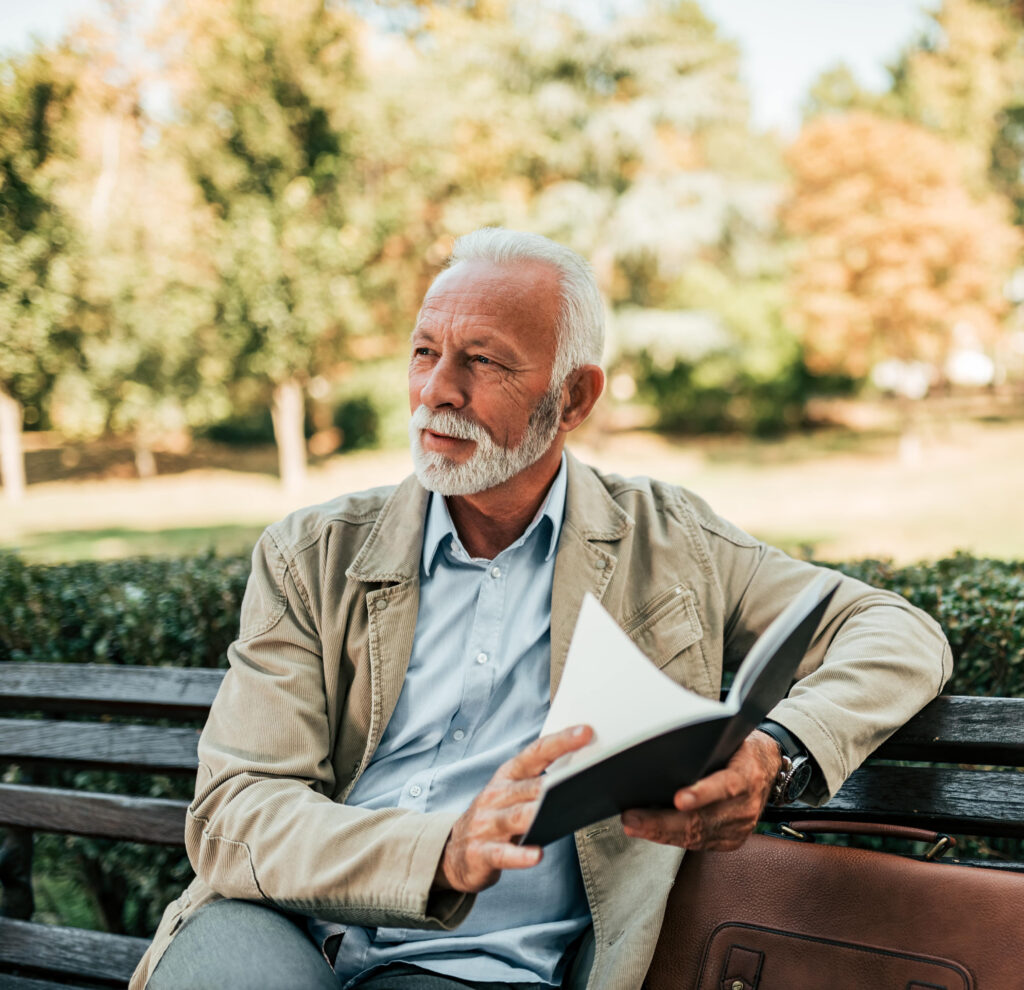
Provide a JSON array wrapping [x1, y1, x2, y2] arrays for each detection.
[[185, 529, 472, 928], [697, 507, 952, 805]]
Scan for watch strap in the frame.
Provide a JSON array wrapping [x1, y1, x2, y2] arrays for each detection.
[[757, 719, 808, 762]]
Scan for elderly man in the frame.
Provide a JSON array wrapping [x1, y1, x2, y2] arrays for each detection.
[[132, 229, 950, 990]]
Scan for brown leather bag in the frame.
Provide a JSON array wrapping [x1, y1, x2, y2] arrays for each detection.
[[646, 821, 1024, 990]]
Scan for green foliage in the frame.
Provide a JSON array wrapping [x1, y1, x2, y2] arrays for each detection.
[[201, 408, 310, 446], [334, 395, 380, 452], [198, 395, 379, 450], [0, 552, 250, 667], [0, 47, 80, 408], [405, 1, 782, 305], [626, 268, 855, 436], [0, 548, 1018, 696], [637, 350, 817, 437], [164, 0, 406, 394], [828, 554, 1024, 698]]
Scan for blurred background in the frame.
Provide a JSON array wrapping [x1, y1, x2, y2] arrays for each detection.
[[4, 0, 1024, 941], [2, 0, 1024, 563]]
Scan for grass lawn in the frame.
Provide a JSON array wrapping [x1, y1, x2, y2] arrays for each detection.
[[7, 524, 268, 562], [2, 417, 1022, 564]]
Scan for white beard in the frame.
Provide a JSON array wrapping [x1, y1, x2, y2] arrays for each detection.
[[408, 388, 562, 496]]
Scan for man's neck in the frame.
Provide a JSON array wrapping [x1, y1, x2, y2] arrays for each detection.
[[444, 446, 564, 560]]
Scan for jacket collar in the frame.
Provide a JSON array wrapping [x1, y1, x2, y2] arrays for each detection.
[[561, 449, 633, 543], [344, 449, 633, 585], [549, 451, 633, 693], [345, 474, 429, 584]]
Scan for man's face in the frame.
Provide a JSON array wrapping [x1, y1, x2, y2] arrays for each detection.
[[408, 259, 564, 496]]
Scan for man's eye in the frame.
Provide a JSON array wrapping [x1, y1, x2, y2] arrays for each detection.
[[471, 355, 492, 365]]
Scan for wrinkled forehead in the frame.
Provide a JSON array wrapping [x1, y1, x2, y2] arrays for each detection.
[[418, 258, 562, 322]]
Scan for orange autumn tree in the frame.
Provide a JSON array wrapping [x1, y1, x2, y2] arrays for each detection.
[[783, 111, 1020, 379]]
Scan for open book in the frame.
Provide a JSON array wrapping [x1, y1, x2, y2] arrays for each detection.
[[522, 573, 839, 846]]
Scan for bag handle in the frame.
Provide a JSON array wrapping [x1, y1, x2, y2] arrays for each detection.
[[777, 820, 956, 860]]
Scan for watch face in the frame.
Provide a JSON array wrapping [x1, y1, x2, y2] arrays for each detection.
[[786, 758, 814, 803]]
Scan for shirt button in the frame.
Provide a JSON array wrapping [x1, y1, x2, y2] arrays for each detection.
[[375, 598, 388, 611], [453, 729, 466, 741], [490, 566, 501, 578], [409, 785, 422, 797], [476, 652, 488, 664]]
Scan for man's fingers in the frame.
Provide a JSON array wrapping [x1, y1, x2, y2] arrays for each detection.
[[673, 766, 749, 811], [486, 798, 541, 837], [480, 841, 542, 871], [622, 795, 758, 848], [481, 777, 543, 810], [499, 724, 593, 781]]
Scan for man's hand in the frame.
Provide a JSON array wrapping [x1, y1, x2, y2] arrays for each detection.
[[434, 724, 594, 894], [621, 730, 782, 851]]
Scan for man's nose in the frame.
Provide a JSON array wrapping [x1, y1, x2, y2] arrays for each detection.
[[418, 353, 467, 410]]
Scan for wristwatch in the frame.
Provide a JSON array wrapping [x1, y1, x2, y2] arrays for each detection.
[[757, 719, 814, 806]]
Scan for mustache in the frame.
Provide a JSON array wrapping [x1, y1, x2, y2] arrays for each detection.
[[410, 405, 488, 442]]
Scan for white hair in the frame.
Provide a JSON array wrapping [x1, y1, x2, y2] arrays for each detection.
[[442, 227, 605, 386]]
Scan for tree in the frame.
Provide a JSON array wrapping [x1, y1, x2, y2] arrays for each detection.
[[802, 63, 888, 120], [29, 12, 230, 478], [808, 1, 1024, 221], [783, 111, 1020, 379], [895, 0, 1024, 190], [0, 49, 79, 501], [401, 1, 778, 290], [160, 0, 405, 492]]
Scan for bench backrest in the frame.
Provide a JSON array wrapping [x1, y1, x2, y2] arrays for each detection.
[[2, 661, 1024, 845]]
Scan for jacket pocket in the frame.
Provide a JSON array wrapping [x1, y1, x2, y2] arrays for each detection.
[[624, 585, 703, 669]]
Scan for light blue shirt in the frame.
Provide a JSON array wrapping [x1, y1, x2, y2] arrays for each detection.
[[331, 456, 590, 986]]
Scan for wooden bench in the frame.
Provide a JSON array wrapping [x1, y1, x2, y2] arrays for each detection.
[[2, 661, 1023, 988]]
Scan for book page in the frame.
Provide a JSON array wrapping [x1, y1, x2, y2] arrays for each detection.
[[541, 593, 724, 777]]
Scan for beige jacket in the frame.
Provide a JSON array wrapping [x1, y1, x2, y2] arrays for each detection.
[[131, 453, 951, 990]]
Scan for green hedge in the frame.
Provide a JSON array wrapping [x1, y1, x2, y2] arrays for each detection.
[[829, 554, 1024, 698], [0, 551, 251, 668], [1, 551, 1021, 935], [2, 550, 1021, 695]]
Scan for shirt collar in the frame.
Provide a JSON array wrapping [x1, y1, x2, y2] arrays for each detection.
[[422, 453, 568, 576]]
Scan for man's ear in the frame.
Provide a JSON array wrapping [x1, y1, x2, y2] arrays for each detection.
[[559, 364, 605, 432]]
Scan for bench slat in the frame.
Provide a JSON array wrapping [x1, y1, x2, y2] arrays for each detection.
[[762, 764, 1024, 837], [2, 665, 1022, 766], [0, 974, 97, 990], [2, 765, 1021, 846], [0, 918, 147, 985], [0, 784, 187, 845], [877, 695, 1024, 765], [0, 719, 198, 773], [0, 664, 223, 720]]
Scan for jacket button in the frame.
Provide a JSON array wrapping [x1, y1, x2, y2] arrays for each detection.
[[375, 599, 388, 611], [595, 559, 607, 570]]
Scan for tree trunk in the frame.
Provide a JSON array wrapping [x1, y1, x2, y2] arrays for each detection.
[[0, 387, 26, 502], [897, 393, 923, 467], [271, 379, 307, 494], [134, 437, 157, 479]]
